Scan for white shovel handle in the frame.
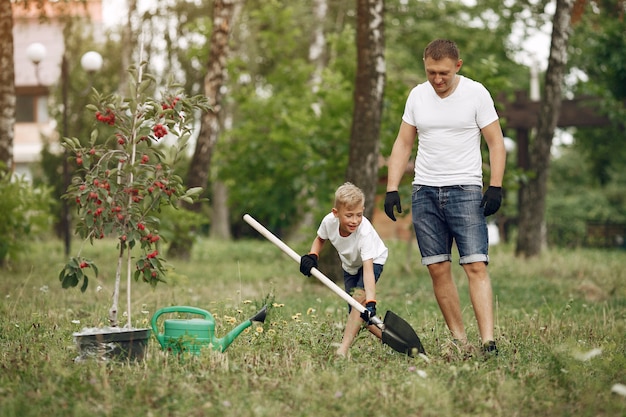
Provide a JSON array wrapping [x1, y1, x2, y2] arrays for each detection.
[[243, 214, 370, 316]]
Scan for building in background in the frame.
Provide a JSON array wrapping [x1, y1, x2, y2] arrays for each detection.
[[12, 0, 102, 179]]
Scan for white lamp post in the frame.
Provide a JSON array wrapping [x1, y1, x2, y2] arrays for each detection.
[[27, 43, 104, 255], [80, 51, 103, 74], [58, 50, 104, 255], [26, 42, 47, 84]]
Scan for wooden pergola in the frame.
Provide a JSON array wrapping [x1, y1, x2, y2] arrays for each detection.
[[498, 90, 610, 171], [498, 91, 626, 248]]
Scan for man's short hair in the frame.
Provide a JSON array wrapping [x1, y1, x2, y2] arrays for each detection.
[[423, 39, 460, 61]]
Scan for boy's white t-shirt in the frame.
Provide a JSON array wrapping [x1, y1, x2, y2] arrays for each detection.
[[402, 75, 499, 187], [317, 213, 388, 275]]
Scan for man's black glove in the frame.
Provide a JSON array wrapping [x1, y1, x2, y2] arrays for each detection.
[[384, 191, 402, 221], [360, 301, 377, 324], [299, 253, 318, 277], [480, 186, 503, 216]]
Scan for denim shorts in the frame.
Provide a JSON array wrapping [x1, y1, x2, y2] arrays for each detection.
[[411, 184, 489, 266], [343, 263, 383, 311]]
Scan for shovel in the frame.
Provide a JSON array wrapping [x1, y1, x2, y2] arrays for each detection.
[[243, 214, 426, 357]]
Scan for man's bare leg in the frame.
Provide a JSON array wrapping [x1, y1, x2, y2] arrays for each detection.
[[428, 261, 467, 342], [462, 262, 494, 344]]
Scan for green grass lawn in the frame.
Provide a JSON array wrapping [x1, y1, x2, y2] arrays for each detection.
[[1, 237, 625, 417]]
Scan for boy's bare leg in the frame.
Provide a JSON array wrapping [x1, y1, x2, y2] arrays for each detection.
[[336, 307, 365, 357], [336, 289, 382, 356], [366, 322, 382, 339]]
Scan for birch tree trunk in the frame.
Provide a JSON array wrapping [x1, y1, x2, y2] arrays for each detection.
[[207, 0, 242, 241], [345, 0, 385, 220], [191, 0, 239, 190], [168, 0, 239, 256], [516, 0, 575, 257], [309, 0, 327, 99], [0, 0, 15, 173]]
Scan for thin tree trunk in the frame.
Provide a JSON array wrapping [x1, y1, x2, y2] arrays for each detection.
[[210, 180, 231, 239], [516, 0, 575, 257], [345, 0, 385, 220], [309, 0, 327, 99], [119, 0, 137, 95], [289, 0, 327, 244], [0, 0, 15, 173]]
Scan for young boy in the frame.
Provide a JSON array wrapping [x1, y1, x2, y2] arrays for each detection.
[[299, 182, 388, 357]]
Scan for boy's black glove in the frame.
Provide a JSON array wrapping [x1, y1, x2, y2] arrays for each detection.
[[299, 253, 318, 276], [384, 191, 402, 221], [360, 301, 377, 324], [480, 186, 502, 216]]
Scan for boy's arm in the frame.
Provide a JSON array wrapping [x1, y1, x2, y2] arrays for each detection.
[[309, 235, 325, 257], [362, 258, 376, 302]]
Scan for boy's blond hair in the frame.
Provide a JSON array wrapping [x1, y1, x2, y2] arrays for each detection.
[[334, 182, 365, 210]]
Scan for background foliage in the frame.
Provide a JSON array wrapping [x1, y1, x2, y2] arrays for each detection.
[[0, 170, 53, 266], [21, 0, 626, 256]]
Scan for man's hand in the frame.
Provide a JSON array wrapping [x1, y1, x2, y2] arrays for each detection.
[[480, 186, 503, 216], [299, 253, 318, 277], [360, 300, 377, 324], [384, 191, 402, 221]]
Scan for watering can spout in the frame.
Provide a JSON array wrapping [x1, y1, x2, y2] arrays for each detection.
[[216, 304, 268, 352], [250, 305, 268, 323]]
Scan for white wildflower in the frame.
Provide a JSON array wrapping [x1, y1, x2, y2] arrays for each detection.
[[573, 347, 602, 361], [611, 383, 626, 397]]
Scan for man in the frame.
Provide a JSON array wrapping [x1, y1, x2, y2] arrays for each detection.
[[384, 39, 506, 357]]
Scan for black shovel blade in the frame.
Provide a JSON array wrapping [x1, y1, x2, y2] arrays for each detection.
[[381, 310, 426, 357]]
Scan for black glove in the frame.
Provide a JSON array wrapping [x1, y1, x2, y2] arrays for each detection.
[[480, 186, 503, 216], [299, 253, 318, 277], [384, 191, 402, 221], [360, 301, 377, 324]]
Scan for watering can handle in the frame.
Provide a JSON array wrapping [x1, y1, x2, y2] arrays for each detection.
[[151, 306, 214, 334]]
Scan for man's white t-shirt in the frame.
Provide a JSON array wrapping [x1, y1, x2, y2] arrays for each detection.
[[317, 213, 388, 275], [402, 75, 499, 187]]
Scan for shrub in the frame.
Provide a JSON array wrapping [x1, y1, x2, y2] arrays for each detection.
[[0, 170, 53, 266]]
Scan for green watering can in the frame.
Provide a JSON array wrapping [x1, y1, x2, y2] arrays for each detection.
[[151, 305, 267, 354]]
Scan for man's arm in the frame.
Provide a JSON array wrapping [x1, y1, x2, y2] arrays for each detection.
[[481, 120, 506, 187], [386, 121, 418, 192]]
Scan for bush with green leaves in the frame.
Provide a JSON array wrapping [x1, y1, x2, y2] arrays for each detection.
[[0, 170, 53, 266]]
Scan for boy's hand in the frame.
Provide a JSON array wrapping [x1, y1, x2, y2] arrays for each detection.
[[299, 253, 318, 276], [384, 191, 402, 221], [360, 300, 377, 324]]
